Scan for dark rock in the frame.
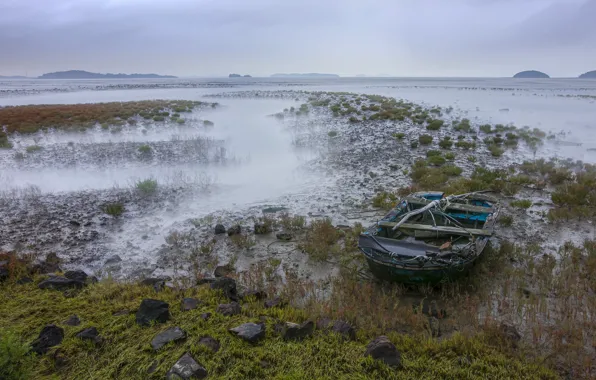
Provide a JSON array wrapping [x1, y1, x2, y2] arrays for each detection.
[[273, 323, 284, 334], [332, 320, 356, 340], [196, 277, 216, 286], [214, 264, 233, 278], [499, 322, 521, 346], [16, 277, 33, 284], [217, 302, 241, 316], [214, 224, 226, 234], [254, 223, 272, 234], [32, 253, 62, 274], [181, 298, 201, 311], [69, 220, 81, 227], [229, 322, 266, 343], [0, 267, 8, 282], [210, 277, 238, 301], [136, 299, 170, 326], [264, 296, 284, 308], [241, 289, 267, 300], [140, 277, 170, 292], [76, 327, 102, 344], [151, 327, 187, 350], [227, 224, 241, 236], [31, 324, 64, 354], [64, 315, 81, 326], [166, 352, 207, 380], [198, 336, 220, 352], [276, 232, 293, 241], [282, 321, 314, 341], [38, 276, 84, 290], [365, 336, 402, 368], [105, 255, 122, 265], [200, 312, 211, 321], [64, 270, 88, 283]]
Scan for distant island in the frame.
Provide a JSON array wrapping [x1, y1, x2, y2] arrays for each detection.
[[270, 73, 340, 78], [513, 70, 550, 79], [229, 73, 252, 78], [579, 70, 596, 79], [0, 75, 29, 79], [38, 70, 177, 79]]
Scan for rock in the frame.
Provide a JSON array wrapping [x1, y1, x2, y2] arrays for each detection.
[[276, 232, 293, 241], [166, 352, 208, 379], [64, 315, 81, 326], [364, 336, 402, 368], [332, 320, 356, 340], [0, 267, 8, 282], [241, 289, 267, 300], [264, 296, 284, 308], [316, 317, 332, 330], [69, 220, 81, 227], [282, 321, 314, 341], [499, 322, 521, 346], [254, 223, 271, 234], [140, 277, 169, 292], [214, 264, 233, 278], [200, 312, 211, 321], [76, 327, 102, 344], [64, 270, 88, 283], [32, 253, 62, 274], [38, 276, 84, 290], [229, 322, 266, 343], [196, 277, 216, 286], [181, 298, 201, 311], [136, 299, 170, 326], [104, 255, 122, 265], [227, 224, 241, 236], [16, 277, 33, 284], [151, 327, 187, 350], [214, 224, 226, 235], [217, 302, 241, 316], [210, 277, 238, 301], [198, 336, 220, 352], [31, 324, 64, 354]]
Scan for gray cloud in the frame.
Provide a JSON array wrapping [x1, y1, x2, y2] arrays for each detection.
[[0, 0, 594, 77]]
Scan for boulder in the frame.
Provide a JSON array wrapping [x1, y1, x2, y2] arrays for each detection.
[[38, 276, 84, 290], [181, 298, 201, 311], [241, 289, 267, 300], [166, 353, 207, 380], [210, 277, 238, 301], [64, 315, 81, 326], [214, 224, 226, 235], [136, 299, 170, 326], [198, 336, 220, 352], [0, 267, 8, 282], [151, 327, 187, 350], [281, 321, 314, 341], [332, 320, 356, 340], [229, 322, 266, 343], [276, 232, 293, 241], [200, 312, 211, 321], [227, 224, 241, 236], [264, 296, 284, 308], [214, 264, 233, 278], [217, 302, 241, 316], [364, 336, 402, 368], [76, 327, 102, 344], [31, 324, 64, 354], [64, 270, 88, 283]]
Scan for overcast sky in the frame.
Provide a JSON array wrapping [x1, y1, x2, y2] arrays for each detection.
[[1, 0, 594, 77]]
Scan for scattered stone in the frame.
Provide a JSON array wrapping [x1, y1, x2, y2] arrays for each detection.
[[499, 322, 521, 346], [166, 352, 208, 380], [241, 289, 267, 300], [217, 302, 241, 316], [198, 336, 220, 352], [64, 315, 81, 326], [214, 264, 234, 278], [136, 299, 170, 326], [227, 224, 241, 236], [181, 298, 201, 311], [332, 320, 356, 340], [104, 255, 122, 265], [140, 277, 169, 292], [38, 276, 84, 290], [364, 336, 402, 368], [76, 327, 102, 344], [214, 224, 226, 235], [210, 277, 238, 301], [254, 223, 271, 234], [276, 232, 293, 241], [151, 327, 187, 350], [282, 321, 314, 341], [264, 296, 284, 308], [16, 277, 33, 284], [64, 270, 88, 283], [200, 312, 211, 321], [229, 322, 266, 343], [31, 324, 64, 354]]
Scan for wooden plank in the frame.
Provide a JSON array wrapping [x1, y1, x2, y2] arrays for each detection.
[[403, 197, 495, 214], [378, 221, 493, 237]]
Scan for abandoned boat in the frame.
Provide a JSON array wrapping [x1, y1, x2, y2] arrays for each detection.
[[358, 191, 499, 284]]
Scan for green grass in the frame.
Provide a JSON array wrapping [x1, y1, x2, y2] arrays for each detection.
[[510, 199, 533, 209], [418, 135, 433, 145], [101, 203, 125, 217], [138, 145, 152, 154], [328, 131, 338, 138], [25, 145, 42, 153], [203, 120, 215, 127], [135, 178, 158, 195]]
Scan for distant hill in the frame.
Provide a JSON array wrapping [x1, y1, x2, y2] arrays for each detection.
[[270, 73, 339, 78], [229, 73, 252, 78], [579, 70, 596, 79], [513, 70, 550, 79], [38, 70, 177, 79], [0, 75, 29, 79]]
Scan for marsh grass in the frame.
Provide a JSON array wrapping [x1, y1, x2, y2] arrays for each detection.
[[0, 329, 34, 380], [25, 145, 42, 153], [229, 234, 256, 249], [279, 214, 306, 231], [135, 178, 158, 195], [101, 202, 125, 217], [510, 199, 532, 209], [298, 218, 342, 261]]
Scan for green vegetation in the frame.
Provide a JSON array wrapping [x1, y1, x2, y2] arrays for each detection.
[[438, 139, 453, 149], [444, 152, 456, 161], [453, 119, 473, 133], [299, 218, 342, 261], [137, 145, 152, 155], [426, 120, 444, 131], [101, 203, 125, 217], [25, 145, 42, 153], [135, 178, 158, 195], [410, 141, 419, 149], [328, 131, 338, 138], [393, 133, 405, 140], [152, 116, 165, 122], [203, 120, 215, 127], [510, 199, 533, 209], [499, 214, 514, 227], [0, 132, 12, 149], [0, 330, 34, 380], [418, 135, 433, 145]]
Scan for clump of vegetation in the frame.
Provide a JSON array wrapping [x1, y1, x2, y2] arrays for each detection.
[[410, 141, 419, 149], [444, 152, 456, 161], [299, 218, 342, 261], [426, 119, 444, 131], [479, 124, 492, 133], [372, 191, 398, 210], [392, 132, 405, 140], [438, 138, 453, 149], [101, 203, 125, 217], [418, 135, 433, 145], [137, 145, 152, 155], [279, 214, 306, 231], [425, 150, 442, 158], [152, 116, 165, 122], [176, 118, 185, 124], [25, 145, 42, 153], [0, 329, 34, 380], [510, 199, 533, 209], [203, 120, 214, 127], [427, 155, 446, 166], [348, 116, 360, 123], [467, 155, 477, 163], [328, 131, 338, 138], [453, 119, 473, 132], [499, 214, 514, 227], [0, 132, 12, 149], [455, 140, 476, 150], [230, 234, 256, 249], [135, 178, 158, 195], [488, 145, 504, 157]]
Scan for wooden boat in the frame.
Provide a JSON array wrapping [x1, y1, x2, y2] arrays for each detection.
[[358, 191, 499, 285]]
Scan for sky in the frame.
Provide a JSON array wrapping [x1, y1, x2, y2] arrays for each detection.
[[0, 0, 594, 77]]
